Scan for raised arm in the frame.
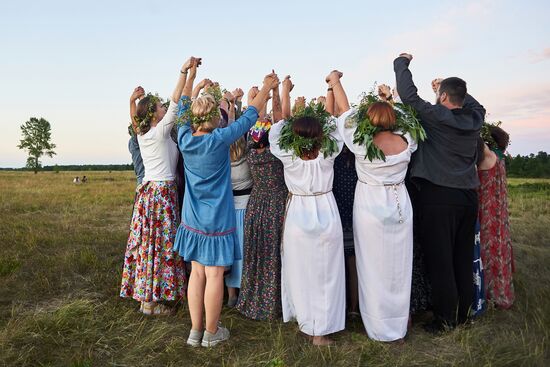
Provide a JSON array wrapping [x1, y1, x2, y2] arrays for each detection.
[[232, 88, 244, 119], [328, 70, 350, 114], [281, 75, 293, 120], [130, 86, 145, 133], [393, 53, 435, 117], [217, 72, 279, 145], [326, 85, 335, 116], [224, 90, 236, 123], [192, 78, 213, 99], [172, 57, 200, 103], [463, 93, 486, 119], [272, 83, 282, 122], [182, 57, 201, 98]]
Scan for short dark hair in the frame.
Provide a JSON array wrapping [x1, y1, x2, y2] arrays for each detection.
[[489, 125, 510, 151], [439, 77, 467, 106]]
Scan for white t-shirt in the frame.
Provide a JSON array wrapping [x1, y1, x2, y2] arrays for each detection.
[[137, 99, 180, 182]]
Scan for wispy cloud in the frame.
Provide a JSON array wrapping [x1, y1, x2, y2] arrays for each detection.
[[528, 48, 550, 63]]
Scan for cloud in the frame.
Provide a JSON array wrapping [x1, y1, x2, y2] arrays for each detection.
[[528, 48, 550, 63]]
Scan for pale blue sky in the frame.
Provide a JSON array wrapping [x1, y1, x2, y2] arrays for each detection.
[[1, 0, 549, 167]]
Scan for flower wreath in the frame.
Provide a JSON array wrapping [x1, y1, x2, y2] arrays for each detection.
[[177, 85, 224, 129], [278, 101, 339, 158], [132, 93, 168, 135], [346, 89, 426, 161], [480, 120, 505, 151]]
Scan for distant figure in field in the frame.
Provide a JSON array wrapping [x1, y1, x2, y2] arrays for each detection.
[[73, 176, 80, 184], [81, 175, 88, 183]]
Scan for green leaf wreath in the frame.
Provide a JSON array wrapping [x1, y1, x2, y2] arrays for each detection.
[[347, 90, 427, 161], [177, 85, 224, 129], [132, 93, 165, 135], [278, 101, 339, 159], [481, 120, 504, 151]]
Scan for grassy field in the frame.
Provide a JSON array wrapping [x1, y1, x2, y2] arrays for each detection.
[[0, 171, 548, 366]]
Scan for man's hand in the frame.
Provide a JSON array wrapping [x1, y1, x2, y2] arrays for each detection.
[[399, 53, 413, 61]]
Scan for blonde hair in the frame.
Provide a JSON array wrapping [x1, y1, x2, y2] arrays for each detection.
[[230, 136, 247, 162], [191, 95, 220, 132]]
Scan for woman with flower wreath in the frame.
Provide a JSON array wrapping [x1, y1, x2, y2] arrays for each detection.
[[236, 84, 288, 321], [330, 70, 420, 342], [174, 61, 279, 347], [119, 57, 194, 316], [477, 125, 515, 309], [269, 75, 345, 346]]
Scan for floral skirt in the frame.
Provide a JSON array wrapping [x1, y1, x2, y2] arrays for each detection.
[[120, 181, 186, 302]]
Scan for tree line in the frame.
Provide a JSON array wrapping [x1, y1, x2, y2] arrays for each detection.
[[506, 151, 550, 178]]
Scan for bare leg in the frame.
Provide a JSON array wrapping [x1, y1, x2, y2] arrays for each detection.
[[227, 287, 237, 300], [312, 335, 334, 346], [188, 261, 206, 331], [204, 265, 225, 333]]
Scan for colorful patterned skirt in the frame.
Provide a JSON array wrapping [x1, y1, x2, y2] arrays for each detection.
[[120, 181, 186, 302]]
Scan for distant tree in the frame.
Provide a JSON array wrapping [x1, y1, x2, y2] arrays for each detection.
[[17, 117, 56, 174]]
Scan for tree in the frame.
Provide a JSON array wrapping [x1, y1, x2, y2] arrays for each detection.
[[17, 117, 56, 173]]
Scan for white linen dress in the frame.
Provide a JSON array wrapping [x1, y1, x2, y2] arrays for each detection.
[[337, 108, 418, 341], [269, 119, 346, 336]]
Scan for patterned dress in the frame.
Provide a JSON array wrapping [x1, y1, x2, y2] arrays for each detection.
[[333, 147, 357, 256], [120, 181, 186, 302], [478, 156, 515, 309], [236, 148, 288, 320]]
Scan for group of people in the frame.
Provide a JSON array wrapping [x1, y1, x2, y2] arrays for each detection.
[[119, 54, 515, 347]]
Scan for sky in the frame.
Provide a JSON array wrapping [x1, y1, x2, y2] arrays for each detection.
[[0, 0, 549, 167]]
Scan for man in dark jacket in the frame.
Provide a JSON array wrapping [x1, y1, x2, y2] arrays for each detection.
[[394, 53, 485, 332]]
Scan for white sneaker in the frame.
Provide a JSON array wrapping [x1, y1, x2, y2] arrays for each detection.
[[201, 325, 230, 347], [186, 329, 203, 347]]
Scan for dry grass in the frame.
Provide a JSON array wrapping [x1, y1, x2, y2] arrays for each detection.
[[0, 171, 548, 366]]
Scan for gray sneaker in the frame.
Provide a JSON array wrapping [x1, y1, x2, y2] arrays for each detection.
[[186, 329, 203, 347], [201, 325, 230, 347]]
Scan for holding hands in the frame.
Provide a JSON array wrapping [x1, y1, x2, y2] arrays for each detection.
[[378, 84, 392, 101], [325, 70, 343, 88], [431, 78, 443, 94], [399, 52, 413, 61], [282, 75, 294, 92], [232, 88, 244, 101], [130, 86, 145, 102]]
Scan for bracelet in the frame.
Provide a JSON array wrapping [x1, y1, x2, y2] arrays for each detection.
[[327, 88, 333, 92], [180, 70, 188, 74]]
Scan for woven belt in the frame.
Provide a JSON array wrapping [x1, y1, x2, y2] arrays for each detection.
[[358, 179, 405, 224]]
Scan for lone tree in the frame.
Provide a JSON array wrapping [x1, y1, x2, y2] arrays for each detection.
[[17, 117, 56, 173]]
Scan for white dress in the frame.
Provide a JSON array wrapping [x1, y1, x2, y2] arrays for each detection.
[[337, 108, 418, 341], [269, 119, 346, 336]]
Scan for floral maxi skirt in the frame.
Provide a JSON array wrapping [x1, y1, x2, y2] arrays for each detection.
[[120, 181, 186, 302]]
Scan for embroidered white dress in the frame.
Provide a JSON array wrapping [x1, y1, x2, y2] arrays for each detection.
[[269, 119, 346, 336], [337, 108, 418, 341]]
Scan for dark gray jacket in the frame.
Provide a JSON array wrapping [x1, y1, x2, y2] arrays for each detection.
[[128, 135, 145, 185], [394, 56, 485, 190]]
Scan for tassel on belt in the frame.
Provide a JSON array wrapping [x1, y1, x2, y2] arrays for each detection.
[[358, 179, 405, 224]]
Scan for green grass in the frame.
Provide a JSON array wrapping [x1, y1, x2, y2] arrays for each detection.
[[0, 171, 549, 366]]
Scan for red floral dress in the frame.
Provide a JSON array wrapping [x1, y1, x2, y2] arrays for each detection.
[[478, 157, 514, 309]]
